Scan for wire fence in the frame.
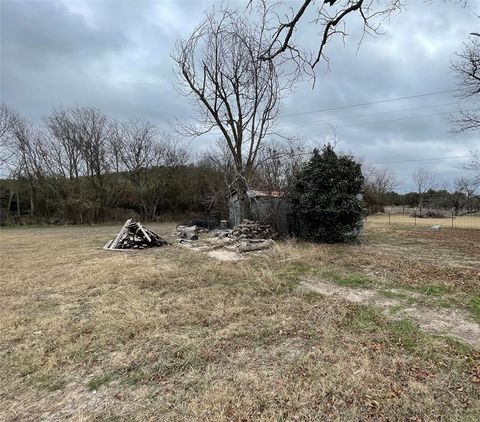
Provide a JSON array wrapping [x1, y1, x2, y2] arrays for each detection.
[[366, 209, 480, 230]]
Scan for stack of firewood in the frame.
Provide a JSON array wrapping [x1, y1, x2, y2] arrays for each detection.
[[230, 220, 277, 240], [104, 219, 170, 250]]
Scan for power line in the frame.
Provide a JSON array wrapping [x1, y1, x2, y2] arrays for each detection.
[[250, 150, 473, 166], [192, 90, 468, 140], [196, 106, 468, 140], [275, 99, 474, 129], [338, 109, 475, 129], [275, 107, 479, 136], [281, 89, 459, 118], [366, 155, 473, 165]]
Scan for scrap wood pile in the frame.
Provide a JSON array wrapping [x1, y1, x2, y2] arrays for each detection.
[[178, 219, 277, 256], [104, 219, 170, 250]]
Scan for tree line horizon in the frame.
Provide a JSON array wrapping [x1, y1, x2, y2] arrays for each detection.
[[0, 103, 478, 226]]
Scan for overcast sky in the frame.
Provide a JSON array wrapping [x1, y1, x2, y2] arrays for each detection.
[[1, 0, 479, 191]]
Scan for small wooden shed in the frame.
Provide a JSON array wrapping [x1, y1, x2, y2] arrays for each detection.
[[228, 189, 293, 235]]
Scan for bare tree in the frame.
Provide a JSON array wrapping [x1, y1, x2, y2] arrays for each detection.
[[194, 142, 236, 216], [256, 138, 309, 192], [7, 111, 49, 219], [452, 175, 479, 215], [412, 167, 436, 213], [110, 120, 187, 219], [46, 106, 113, 220], [46, 108, 86, 183], [173, 5, 293, 219], [363, 165, 397, 213], [462, 150, 480, 183], [0, 104, 20, 168], [252, 0, 402, 74], [451, 23, 480, 133], [3, 107, 73, 222], [451, 150, 480, 215]]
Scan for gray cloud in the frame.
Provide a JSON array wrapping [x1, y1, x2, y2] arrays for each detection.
[[1, 0, 478, 190]]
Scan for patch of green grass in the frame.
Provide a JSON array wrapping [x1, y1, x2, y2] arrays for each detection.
[[122, 370, 149, 387], [387, 319, 422, 353], [378, 289, 411, 301], [442, 336, 473, 356], [87, 374, 112, 391], [379, 289, 406, 299], [420, 284, 451, 296], [437, 299, 453, 309], [281, 262, 314, 279], [347, 304, 473, 360], [333, 273, 373, 288], [278, 263, 317, 283], [388, 304, 404, 315], [469, 295, 480, 323], [346, 306, 382, 331], [35, 374, 65, 392]]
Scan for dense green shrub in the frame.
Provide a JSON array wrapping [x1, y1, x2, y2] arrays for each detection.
[[289, 145, 365, 243]]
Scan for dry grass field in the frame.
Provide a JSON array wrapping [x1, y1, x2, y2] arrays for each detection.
[[1, 222, 479, 421], [367, 213, 480, 229]]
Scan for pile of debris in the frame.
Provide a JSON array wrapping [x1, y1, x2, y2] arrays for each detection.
[[230, 219, 278, 240], [411, 210, 446, 219], [176, 219, 277, 261], [104, 219, 170, 250], [175, 225, 205, 241]]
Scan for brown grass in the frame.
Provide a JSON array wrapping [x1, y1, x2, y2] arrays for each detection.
[[0, 223, 479, 421], [367, 213, 480, 229]]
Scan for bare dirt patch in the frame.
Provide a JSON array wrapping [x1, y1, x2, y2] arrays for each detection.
[[302, 278, 480, 348]]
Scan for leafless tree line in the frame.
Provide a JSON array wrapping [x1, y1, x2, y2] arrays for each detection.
[[0, 103, 310, 225], [363, 159, 480, 216], [0, 104, 191, 223]]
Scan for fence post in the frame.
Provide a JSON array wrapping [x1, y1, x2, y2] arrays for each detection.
[[414, 208, 417, 226], [388, 208, 391, 225], [451, 209, 454, 228]]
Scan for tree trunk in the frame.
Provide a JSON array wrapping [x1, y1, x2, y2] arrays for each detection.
[[16, 191, 20, 218], [7, 189, 13, 215]]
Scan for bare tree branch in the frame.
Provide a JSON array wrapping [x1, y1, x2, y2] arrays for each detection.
[[255, 0, 403, 74], [451, 16, 480, 133]]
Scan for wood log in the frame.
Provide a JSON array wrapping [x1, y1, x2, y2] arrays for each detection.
[[206, 238, 237, 251], [109, 218, 132, 249], [103, 240, 113, 250], [137, 222, 151, 242], [237, 240, 274, 253]]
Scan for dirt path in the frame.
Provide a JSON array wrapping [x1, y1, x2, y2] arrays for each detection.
[[302, 278, 480, 349]]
